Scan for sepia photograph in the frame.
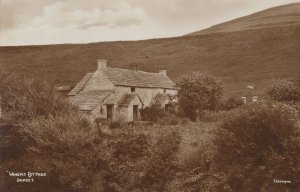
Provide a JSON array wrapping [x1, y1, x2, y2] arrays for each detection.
[[0, 0, 300, 191]]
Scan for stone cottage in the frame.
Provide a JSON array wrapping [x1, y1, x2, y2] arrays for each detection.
[[68, 59, 178, 122]]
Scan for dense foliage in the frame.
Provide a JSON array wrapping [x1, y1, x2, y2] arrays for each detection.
[[214, 102, 300, 192], [267, 77, 300, 102], [219, 97, 244, 111], [0, 73, 181, 192], [140, 105, 180, 125], [140, 106, 166, 122], [177, 73, 222, 121]]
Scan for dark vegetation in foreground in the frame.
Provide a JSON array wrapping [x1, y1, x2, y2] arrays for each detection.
[[0, 72, 181, 192], [0, 72, 300, 192]]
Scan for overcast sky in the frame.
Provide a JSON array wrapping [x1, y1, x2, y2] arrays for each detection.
[[0, 0, 297, 46]]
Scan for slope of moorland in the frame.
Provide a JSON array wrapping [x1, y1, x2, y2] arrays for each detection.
[[188, 2, 300, 35], [0, 3, 300, 97]]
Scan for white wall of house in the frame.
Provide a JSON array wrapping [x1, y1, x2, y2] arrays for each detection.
[[76, 86, 177, 122], [127, 96, 143, 121], [114, 86, 177, 107], [113, 95, 143, 122], [90, 101, 143, 123], [115, 107, 128, 122]]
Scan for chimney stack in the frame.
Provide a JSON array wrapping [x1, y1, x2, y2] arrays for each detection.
[[159, 70, 167, 76], [98, 59, 107, 71]]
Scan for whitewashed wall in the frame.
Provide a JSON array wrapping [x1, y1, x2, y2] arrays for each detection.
[[114, 86, 177, 107]]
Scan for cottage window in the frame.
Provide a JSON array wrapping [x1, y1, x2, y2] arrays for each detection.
[[131, 87, 135, 93]]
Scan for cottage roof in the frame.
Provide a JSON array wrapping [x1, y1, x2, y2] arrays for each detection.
[[68, 73, 93, 96], [68, 67, 176, 97], [118, 94, 143, 107], [70, 90, 114, 111], [105, 67, 176, 89]]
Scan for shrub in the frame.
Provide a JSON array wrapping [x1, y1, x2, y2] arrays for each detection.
[[140, 105, 166, 122], [214, 102, 300, 192], [0, 73, 106, 191], [181, 117, 190, 125], [110, 128, 150, 159], [0, 124, 33, 162], [103, 128, 151, 191], [182, 141, 215, 171], [157, 114, 180, 125], [103, 127, 181, 192], [0, 72, 75, 124], [220, 97, 244, 111], [0, 73, 101, 192], [266, 78, 300, 102], [177, 72, 222, 121], [140, 129, 181, 191], [0, 73, 182, 192], [168, 122, 220, 192], [109, 121, 123, 129], [200, 110, 230, 123]]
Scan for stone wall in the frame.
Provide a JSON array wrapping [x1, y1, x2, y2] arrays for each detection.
[[90, 104, 108, 120]]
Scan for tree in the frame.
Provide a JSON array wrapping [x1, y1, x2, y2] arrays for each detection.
[[177, 72, 222, 121]]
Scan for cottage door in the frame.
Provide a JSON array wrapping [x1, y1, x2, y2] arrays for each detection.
[[107, 105, 114, 121], [133, 105, 139, 121]]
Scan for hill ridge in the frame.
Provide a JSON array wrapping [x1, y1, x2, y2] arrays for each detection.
[[188, 2, 300, 36]]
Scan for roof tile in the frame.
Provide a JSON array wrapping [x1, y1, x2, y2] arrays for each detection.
[[118, 94, 136, 107], [105, 67, 176, 89], [70, 90, 114, 111], [68, 73, 93, 96]]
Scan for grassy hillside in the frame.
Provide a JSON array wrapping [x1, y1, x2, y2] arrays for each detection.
[[188, 3, 300, 35], [1, 3, 300, 98]]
